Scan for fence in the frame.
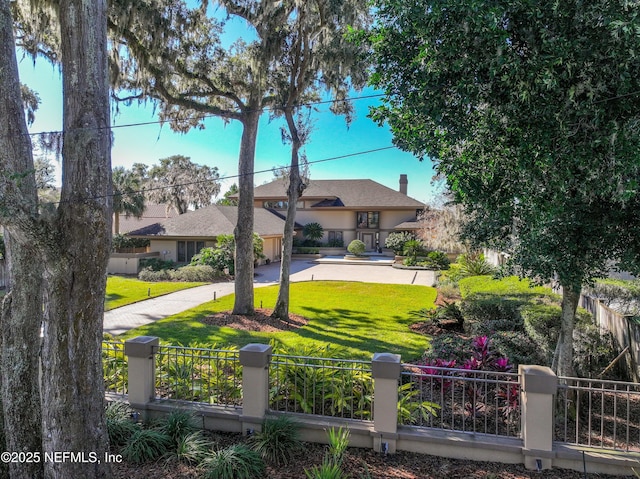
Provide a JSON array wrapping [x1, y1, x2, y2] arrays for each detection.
[[556, 376, 640, 452], [400, 364, 520, 437], [154, 344, 241, 407], [269, 354, 373, 420], [104, 338, 640, 475], [581, 293, 640, 382], [102, 341, 127, 397]]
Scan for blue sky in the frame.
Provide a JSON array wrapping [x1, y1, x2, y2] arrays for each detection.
[[17, 49, 438, 203]]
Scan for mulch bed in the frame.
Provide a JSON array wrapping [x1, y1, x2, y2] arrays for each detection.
[[111, 430, 622, 478], [200, 308, 308, 332]]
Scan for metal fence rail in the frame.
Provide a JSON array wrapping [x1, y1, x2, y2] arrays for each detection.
[[269, 354, 373, 421], [401, 364, 521, 438], [556, 377, 640, 452], [102, 341, 127, 396], [154, 345, 241, 407]]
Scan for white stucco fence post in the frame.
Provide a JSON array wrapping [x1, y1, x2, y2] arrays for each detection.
[[239, 343, 272, 434], [372, 352, 401, 454], [519, 364, 557, 470], [124, 336, 160, 414]]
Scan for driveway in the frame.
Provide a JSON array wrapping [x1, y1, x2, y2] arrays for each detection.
[[103, 260, 437, 335]]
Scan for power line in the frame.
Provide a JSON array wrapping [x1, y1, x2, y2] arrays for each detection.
[[27, 93, 385, 138], [52, 145, 398, 205]]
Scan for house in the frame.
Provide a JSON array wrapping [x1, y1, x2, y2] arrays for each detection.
[[249, 175, 425, 251], [126, 205, 289, 264]]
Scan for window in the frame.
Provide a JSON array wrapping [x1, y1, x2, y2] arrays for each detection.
[[327, 231, 344, 246], [177, 240, 205, 263], [356, 211, 379, 229], [263, 200, 288, 209], [262, 200, 304, 209]]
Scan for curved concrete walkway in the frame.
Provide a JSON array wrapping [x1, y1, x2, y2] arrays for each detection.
[[103, 260, 437, 335]]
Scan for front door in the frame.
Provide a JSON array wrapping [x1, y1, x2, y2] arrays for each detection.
[[361, 233, 374, 251]]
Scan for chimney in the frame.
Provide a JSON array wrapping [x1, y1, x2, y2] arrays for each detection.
[[399, 174, 408, 195]]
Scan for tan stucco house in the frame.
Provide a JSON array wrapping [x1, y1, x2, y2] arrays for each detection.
[[249, 175, 425, 251], [126, 205, 289, 264]]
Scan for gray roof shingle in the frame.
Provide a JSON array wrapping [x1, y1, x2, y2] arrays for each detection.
[[127, 205, 287, 238], [252, 179, 424, 209]]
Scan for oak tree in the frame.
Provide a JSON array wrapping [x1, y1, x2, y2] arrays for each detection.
[[369, 0, 640, 376], [108, 0, 286, 314], [2, 0, 112, 477], [266, 0, 371, 321]]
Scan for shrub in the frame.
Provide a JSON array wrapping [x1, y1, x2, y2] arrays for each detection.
[[121, 429, 172, 464], [170, 265, 223, 282], [460, 296, 522, 325], [520, 302, 561, 364], [161, 410, 198, 442], [584, 278, 640, 315], [411, 301, 463, 330], [304, 458, 347, 479], [105, 402, 138, 449], [438, 283, 461, 302], [489, 331, 545, 367], [248, 415, 302, 466], [191, 247, 233, 273], [458, 275, 554, 299], [437, 263, 463, 284], [171, 431, 210, 465], [384, 231, 415, 255], [138, 265, 224, 282], [139, 257, 175, 271], [457, 253, 496, 277], [138, 267, 172, 282], [112, 234, 150, 251], [326, 238, 344, 247], [402, 239, 426, 260], [418, 251, 451, 270], [573, 310, 617, 378], [201, 444, 265, 479], [402, 257, 417, 266], [347, 240, 366, 256], [423, 333, 475, 364], [303, 222, 324, 244], [293, 246, 320, 254], [0, 233, 5, 260], [326, 427, 349, 467]]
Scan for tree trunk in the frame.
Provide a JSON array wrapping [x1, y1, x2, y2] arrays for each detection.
[[39, 0, 112, 476], [233, 108, 260, 315], [557, 284, 581, 378], [114, 211, 120, 235], [271, 109, 304, 321], [0, 0, 45, 476], [1, 236, 44, 479]]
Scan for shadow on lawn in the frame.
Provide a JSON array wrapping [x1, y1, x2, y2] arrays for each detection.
[[296, 306, 428, 359]]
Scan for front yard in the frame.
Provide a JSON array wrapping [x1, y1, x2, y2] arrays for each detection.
[[118, 281, 437, 361], [105, 276, 207, 310]]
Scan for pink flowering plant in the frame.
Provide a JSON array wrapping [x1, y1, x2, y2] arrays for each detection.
[[410, 336, 520, 431]]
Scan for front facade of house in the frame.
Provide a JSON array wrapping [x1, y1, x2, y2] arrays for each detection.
[[126, 205, 286, 264], [251, 175, 425, 251]]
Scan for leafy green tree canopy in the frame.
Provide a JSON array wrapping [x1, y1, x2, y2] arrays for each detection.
[[216, 183, 238, 206], [112, 166, 146, 234], [369, 0, 640, 375], [146, 155, 220, 214]]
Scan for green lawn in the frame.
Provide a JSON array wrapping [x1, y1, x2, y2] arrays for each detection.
[[118, 281, 437, 361], [105, 276, 206, 310]]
